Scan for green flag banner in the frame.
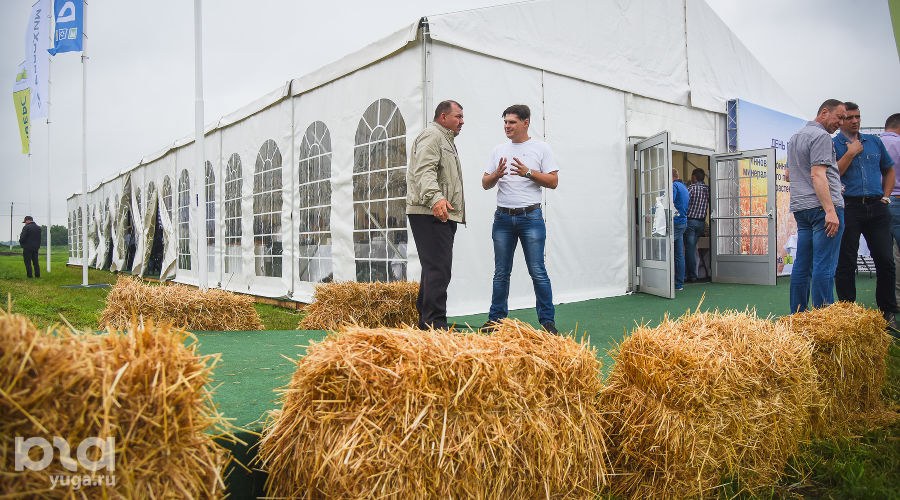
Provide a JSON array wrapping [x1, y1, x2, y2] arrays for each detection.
[[13, 62, 30, 154]]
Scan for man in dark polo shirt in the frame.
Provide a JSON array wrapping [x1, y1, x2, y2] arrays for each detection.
[[833, 102, 897, 327]]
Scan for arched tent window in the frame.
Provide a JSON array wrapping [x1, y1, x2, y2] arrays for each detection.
[[162, 176, 173, 221], [224, 153, 242, 274], [298, 121, 332, 283], [253, 139, 282, 277], [68, 212, 74, 258], [352, 98, 407, 282], [177, 169, 191, 270], [205, 161, 215, 272], [76, 207, 83, 258]]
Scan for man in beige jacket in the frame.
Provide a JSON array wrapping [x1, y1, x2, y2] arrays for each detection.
[[406, 100, 465, 330]]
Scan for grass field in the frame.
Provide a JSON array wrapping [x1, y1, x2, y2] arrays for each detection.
[[2, 247, 897, 498]]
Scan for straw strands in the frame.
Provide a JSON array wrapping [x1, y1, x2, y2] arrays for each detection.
[[258, 319, 610, 499], [299, 281, 418, 330], [777, 301, 895, 432], [100, 275, 262, 331], [602, 310, 820, 499], [0, 312, 233, 498]]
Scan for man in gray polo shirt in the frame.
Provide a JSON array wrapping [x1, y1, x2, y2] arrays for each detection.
[[787, 99, 846, 314]]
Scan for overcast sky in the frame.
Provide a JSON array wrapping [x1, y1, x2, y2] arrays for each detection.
[[1, 0, 898, 244]]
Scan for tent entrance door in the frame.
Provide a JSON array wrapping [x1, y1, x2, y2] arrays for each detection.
[[709, 148, 777, 285], [635, 132, 674, 298]]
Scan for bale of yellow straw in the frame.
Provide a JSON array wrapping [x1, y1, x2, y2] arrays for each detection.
[[99, 275, 262, 331], [602, 310, 820, 499], [777, 301, 895, 432], [298, 281, 418, 330], [258, 319, 610, 498], [0, 312, 233, 498]]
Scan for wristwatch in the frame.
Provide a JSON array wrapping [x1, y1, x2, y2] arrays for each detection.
[[882, 196, 891, 204], [525, 169, 533, 179]]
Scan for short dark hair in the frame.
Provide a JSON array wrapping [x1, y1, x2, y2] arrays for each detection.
[[817, 99, 844, 115], [433, 100, 462, 121], [884, 113, 900, 130], [502, 104, 530, 121], [691, 168, 705, 183], [843, 101, 859, 112]]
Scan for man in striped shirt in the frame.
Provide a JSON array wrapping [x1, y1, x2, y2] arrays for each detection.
[[684, 168, 709, 282]]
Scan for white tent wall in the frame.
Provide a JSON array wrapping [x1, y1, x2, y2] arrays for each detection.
[[205, 131, 223, 287], [625, 94, 718, 150], [542, 72, 629, 303], [152, 153, 178, 280], [685, 0, 802, 117], [427, 0, 690, 108], [430, 43, 545, 316], [219, 99, 292, 298], [292, 45, 423, 303], [128, 167, 146, 274]]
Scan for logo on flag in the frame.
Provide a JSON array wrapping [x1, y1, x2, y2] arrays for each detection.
[[13, 61, 31, 154], [48, 0, 83, 56], [25, 0, 49, 118]]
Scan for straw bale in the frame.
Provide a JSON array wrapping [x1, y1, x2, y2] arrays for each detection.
[[100, 275, 262, 331], [299, 281, 418, 330], [777, 302, 895, 431], [259, 318, 610, 499], [0, 312, 232, 498], [602, 310, 820, 499]]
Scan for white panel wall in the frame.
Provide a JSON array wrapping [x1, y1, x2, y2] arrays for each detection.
[[625, 94, 718, 150], [543, 72, 630, 303], [292, 46, 423, 303]]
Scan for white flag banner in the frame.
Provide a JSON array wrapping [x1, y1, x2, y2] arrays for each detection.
[[25, 0, 49, 118]]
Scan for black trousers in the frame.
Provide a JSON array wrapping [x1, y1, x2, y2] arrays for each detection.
[[23, 248, 40, 278], [835, 200, 897, 314], [408, 214, 457, 330]]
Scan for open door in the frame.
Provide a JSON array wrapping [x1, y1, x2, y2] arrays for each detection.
[[709, 148, 777, 285], [636, 132, 674, 298]]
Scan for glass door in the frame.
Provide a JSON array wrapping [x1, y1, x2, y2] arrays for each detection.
[[636, 132, 673, 298]]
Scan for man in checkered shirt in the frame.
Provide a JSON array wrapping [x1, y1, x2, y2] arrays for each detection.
[[684, 168, 709, 282]]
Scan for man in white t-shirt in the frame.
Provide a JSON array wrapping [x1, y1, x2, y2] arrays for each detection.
[[481, 104, 560, 333]]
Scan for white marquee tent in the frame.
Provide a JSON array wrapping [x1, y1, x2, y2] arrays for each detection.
[[67, 0, 801, 315]]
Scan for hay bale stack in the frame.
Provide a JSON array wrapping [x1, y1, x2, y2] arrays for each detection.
[[100, 275, 262, 331], [602, 310, 820, 499], [777, 302, 894, 431], [0, 312, 232, 498], [259, 319, 610, 498], [299, 281, 418, 330]]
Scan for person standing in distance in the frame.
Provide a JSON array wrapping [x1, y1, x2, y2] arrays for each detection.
[[406, 100, 466, 330], [787, 99, 846, 314], [482, 104, 560, 334], [881, 113, 900, 334], [672, 168, 689, 291], [19, 215, 41, 278], [684, 168, 709, 282], [832, 103, 897, 328]]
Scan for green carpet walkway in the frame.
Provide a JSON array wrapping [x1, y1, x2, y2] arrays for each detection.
[[193, 275, 881, 498]]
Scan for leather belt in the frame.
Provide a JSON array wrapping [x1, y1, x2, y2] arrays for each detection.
[[497, 203, 541, 215], [843, 195, 883, 205]]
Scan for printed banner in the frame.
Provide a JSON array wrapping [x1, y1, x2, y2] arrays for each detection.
[[25, 0, 49, 118], [48, 0, 83, 55], [728, 99, 806, 275], [13, 62, 31, 154]]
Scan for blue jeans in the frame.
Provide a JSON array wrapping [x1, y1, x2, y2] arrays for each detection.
[[674, 223, 687, 288], [890, 201, 900, 257], [489, 208, 555, 325], [790, 207, 845, 314], [684, 219, 705, 281]]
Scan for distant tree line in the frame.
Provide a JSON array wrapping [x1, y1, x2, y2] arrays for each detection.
[[4, 225, 68, 247]]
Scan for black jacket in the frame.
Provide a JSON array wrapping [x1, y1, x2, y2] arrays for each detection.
[[19, 222, 41, 251]]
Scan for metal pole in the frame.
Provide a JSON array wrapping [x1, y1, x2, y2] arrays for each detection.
[[194, 0, 208, 290], [80, 1, 88, 286], [9, 202, 12, 250], [46, 51, 52, 272]]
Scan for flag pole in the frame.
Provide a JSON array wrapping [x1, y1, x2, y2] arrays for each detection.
[[46, 49, 52, 272], [194, 0, 208, 290], [80, 0, 88, 286]]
